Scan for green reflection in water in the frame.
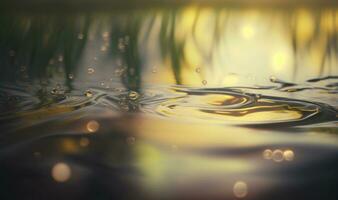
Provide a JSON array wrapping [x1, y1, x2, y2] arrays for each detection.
[[0, 6, 337, 90]]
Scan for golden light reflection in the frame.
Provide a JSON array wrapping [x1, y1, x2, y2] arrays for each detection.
[[272, 149, 284, 162], [142, 7, 337, 86], [271, 50, 292, 73], [295, 9, 315, 44], [283, 149, 295, 161], [233, 181, 248, 198], [222, 73, 239, 86], [263, 149, 273, 160], [157, 103, 303, 123], [51, 162, 71, 182], [264, 149, 295, 162], [241, 24, 255, 39], [86, 120, 100, 133]]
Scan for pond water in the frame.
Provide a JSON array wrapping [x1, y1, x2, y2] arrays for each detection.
[[0, 5, 337, 200]]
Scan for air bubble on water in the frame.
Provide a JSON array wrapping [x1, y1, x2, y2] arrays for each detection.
[[195, 67, 201, 73], [202, 80, 207, 85], [50, 88, 57, 95], [93, 57, 98, 61], [272, 149, 284, 162], [270, 76, 277, 83], [87, 67, 95, 74], [84, 90, 93, 97], [128, 91, 139, 101], [100, 82, 105, 86], [255, 94, 261, 99], [49, 59, 55, 65], [50, 84, 64, 95]]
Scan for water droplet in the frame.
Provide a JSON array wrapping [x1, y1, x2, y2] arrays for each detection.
[[51, 162, 71, 182], [68, 74, 74, 79], [86, 120, 100, 133], [255, 94, 261, 99], [263, 149, 273, 160], [270, 76, 277, 83], [195, 67, 201, 73], [100, 82, 105, 86], [126, 137, 135, 145], [78, 33, 84, 40], [202, 80, 207, 85], [128, 91, 139, 100], [50, 88, 58, 95], [79, 137, 90, 147], [84, 90, 93, 97], [272, 149, 284, 162], [233, 181, 248, 198], [283, 149, 295, 161], [50, 85, 64, 95], [87, 67, 95, 74]]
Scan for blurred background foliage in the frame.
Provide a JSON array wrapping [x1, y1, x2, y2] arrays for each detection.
[[0, 5, 337, 90]]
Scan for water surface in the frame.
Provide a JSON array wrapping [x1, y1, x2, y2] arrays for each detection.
[[0, 5, 338, 200]]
